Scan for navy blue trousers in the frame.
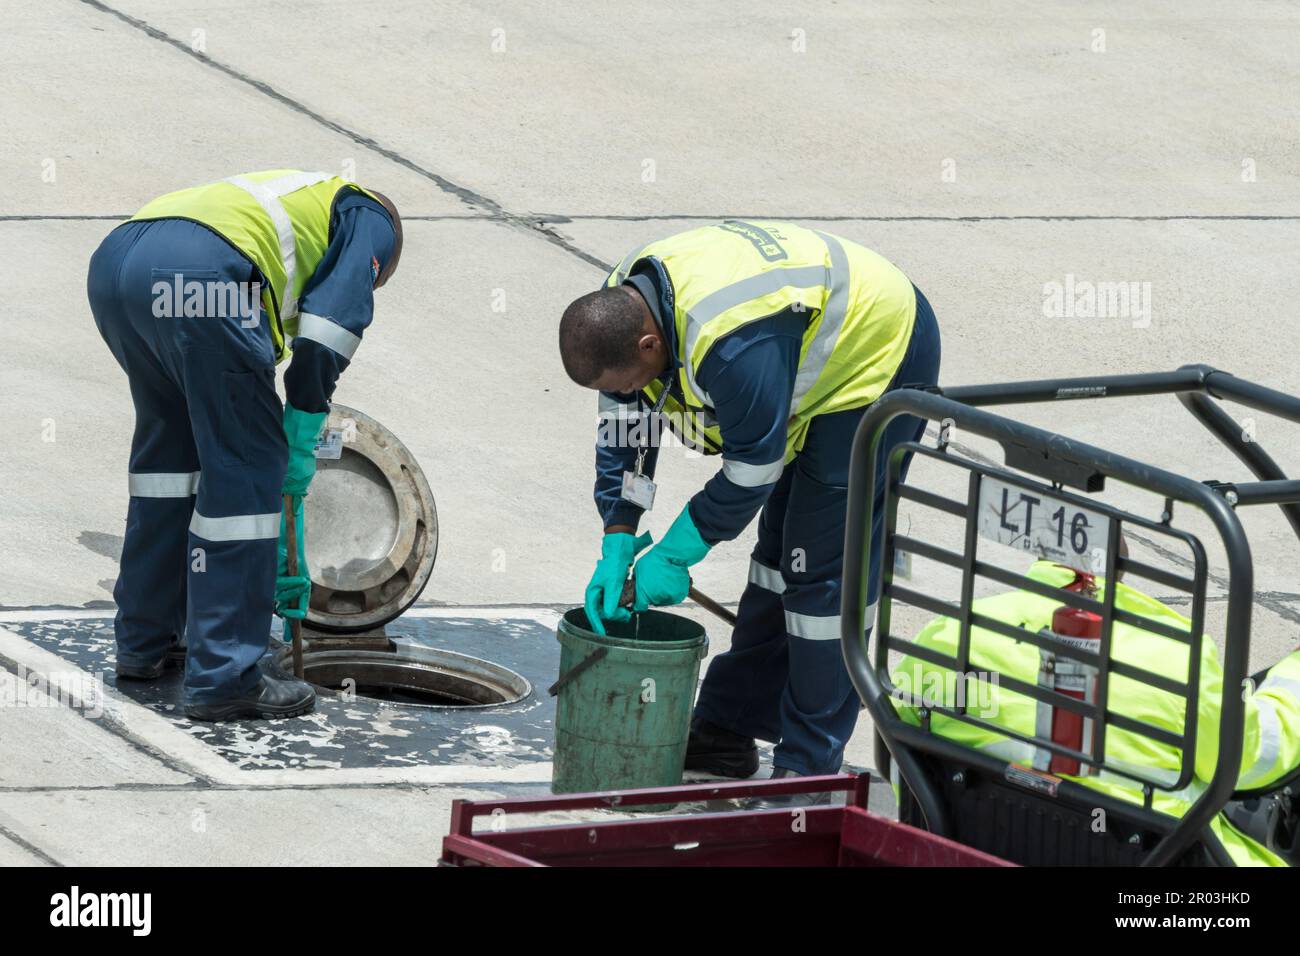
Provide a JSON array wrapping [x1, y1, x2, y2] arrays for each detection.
[[693, 288, 942, 775], [88, 219, 286, 704]]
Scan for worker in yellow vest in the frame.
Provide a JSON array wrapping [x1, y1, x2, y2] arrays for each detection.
[[893, 559, 1300, 865], [558, 221, 940, 804], [87, 171, 402, 721]]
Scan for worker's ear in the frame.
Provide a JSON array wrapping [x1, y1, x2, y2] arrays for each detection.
[[635, 332, 662, 356]]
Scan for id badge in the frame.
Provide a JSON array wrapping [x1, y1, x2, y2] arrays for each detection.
[[621, 470, 657, 510], [313, 427, 344, 460]]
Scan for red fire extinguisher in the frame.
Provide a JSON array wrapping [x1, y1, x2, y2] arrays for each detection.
[[1035, 569, 1102, 776]]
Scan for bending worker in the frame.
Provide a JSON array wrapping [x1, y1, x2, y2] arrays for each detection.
[[558, 220, 940, 801], [88, 169, 402, 722]]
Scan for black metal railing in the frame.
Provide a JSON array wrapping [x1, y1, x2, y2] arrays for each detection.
[[841, 365, 1298, 867]]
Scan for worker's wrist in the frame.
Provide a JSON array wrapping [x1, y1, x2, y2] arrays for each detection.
[[605, 524, 637, 536]]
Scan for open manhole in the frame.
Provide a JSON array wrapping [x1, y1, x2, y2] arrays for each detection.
[[289, 645, 532, 709]]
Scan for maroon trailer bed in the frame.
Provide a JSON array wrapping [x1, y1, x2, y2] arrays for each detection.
[[440, 773, 1012, 867]]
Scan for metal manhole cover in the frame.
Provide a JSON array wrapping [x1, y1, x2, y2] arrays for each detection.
[[305, 404, 438, 632]]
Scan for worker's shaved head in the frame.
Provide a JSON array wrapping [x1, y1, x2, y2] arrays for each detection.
[[368, 189, 403, 288], [559, 287, 655, 387]]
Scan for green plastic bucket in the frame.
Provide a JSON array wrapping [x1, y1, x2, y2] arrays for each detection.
[[552, 607, 709, 795]]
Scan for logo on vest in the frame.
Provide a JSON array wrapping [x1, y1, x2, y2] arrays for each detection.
[[717, 220, 789, 262]]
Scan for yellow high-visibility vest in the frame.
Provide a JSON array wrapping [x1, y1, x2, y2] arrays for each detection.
[[131, 170, 381, 361], [607, 221, 917, 463]]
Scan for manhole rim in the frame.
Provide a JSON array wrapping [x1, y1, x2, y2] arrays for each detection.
[[277, 644, 533, 710]]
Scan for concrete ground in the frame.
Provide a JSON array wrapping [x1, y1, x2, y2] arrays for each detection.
[[1, 1, 1298, 865]]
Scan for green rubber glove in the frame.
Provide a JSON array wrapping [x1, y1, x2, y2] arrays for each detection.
[[282, 402, 329, 497], [275, 494, 310, 639], [633, 506, 711, 612], [584, 531, 653, 635]]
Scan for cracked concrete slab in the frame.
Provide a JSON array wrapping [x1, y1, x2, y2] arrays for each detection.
[[2, 0, 1297, 867]]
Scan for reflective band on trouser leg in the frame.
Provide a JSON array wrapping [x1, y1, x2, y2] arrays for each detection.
[[188, 510, 281, 543], [748, 558, 786, 594], [1238, 696, 1284, 789], [295, 311, 361, 360], [128, 471, 200, 498], [785, 603, 878, 640], [224, 172, 331, 319], [785, 610, 840, 641], [722, 457, 785, 488]]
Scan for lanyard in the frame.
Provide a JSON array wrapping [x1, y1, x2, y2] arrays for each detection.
[[636, 377, 673, 474]]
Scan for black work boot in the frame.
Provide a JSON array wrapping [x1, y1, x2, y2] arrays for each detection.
[[116, 638, 185, 681], [745, 767, 834, 811], [684, 717, 759, 778], [115, 653, 170, 681], [185, 674, 317, 722]]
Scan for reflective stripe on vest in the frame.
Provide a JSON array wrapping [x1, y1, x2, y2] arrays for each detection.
[[131, 170, 384, 363], [1261, 673, 1300, 701], [791, 231, 851, 411], [680, 262, 828, 406], [224, 171, 332, 321], [613, 222, 916, 462], [1238, 696, 1284, 789]]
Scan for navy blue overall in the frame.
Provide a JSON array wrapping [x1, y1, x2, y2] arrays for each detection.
[[692, 292, 942, 775], [88, 219, 285, 704]]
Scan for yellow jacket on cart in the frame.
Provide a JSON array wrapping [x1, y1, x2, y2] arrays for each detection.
[[891, 560, 1300, 866]]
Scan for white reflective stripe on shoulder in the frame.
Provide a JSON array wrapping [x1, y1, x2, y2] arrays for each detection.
[[791, 231, 850, 410], [682, 264, 829, 403], [189, 510, 280, 542], [690, 266, 829, 326], [224, 172, 330, 320], [1239, 695, 1284, 789], [1260, 673, 1300, 702], [785, 609, 842, 641], [261, 171, 333, 197], [748, 558, 785, 593], [722, 457, 784, 488], [128, 471, 200, 498], [296, 311, 361, 360]]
